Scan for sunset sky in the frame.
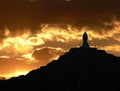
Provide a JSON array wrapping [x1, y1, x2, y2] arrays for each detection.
[[0, 0, 120, 79]]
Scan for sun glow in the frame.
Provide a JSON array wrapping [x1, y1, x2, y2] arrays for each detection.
[[0, 70, 29, 80], [22, 53, 35, 62], [1, 21, 120, 78], [14, 71, 29, 76], [0, 33, 44, 54]]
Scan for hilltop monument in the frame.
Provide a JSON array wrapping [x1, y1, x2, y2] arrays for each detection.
[[82, 32, 89, 48]]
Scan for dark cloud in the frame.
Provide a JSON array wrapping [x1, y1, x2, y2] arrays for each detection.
[[85, 21, 115, 34], [32, 47, 65, 62], [32, 48, 52, 61], [89, 37, 120, 47], [44, 40, 81, 50], [0, 0, 120, 29]]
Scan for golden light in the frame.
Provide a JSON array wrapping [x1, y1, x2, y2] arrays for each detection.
[[36, 25, 83, 43], [22, 53, 36, 62], [0, 70, 29, 79], [0, 55, 10, 59], [0, 30, 45, 54], [14, 71, 29, 76], [4, 29, 10, 36], [1, 21, 120, 78]]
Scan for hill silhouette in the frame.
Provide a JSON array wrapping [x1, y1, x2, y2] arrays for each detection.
[[1, 46, 120, 91], [1, 32, 120, 91]]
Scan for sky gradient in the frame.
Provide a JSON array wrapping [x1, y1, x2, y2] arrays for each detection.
[[0, 0, 120, 79]]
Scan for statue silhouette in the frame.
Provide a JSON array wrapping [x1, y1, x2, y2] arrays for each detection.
[[82, 32, 89, 48]]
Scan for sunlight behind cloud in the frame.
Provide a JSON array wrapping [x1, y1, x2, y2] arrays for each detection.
[[0, 70, 29, 79], [0, 22, 120, 63], [37, 24, 83, 43], [22, 53, 36, 62], [1, 19, 120, 78], [0, 55, 10, 59]]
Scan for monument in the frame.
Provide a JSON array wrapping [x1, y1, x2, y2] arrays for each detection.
[[82, 32, 89, 48]]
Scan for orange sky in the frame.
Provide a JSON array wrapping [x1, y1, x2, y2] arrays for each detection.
[[0, 0, 120, 79], [0, 22, 120, 79]]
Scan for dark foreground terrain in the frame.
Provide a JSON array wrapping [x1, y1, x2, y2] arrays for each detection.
[[1, 47, 120, 91]]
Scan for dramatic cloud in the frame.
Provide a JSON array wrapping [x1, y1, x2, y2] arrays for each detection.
[[0, 0, 120, 29], [1, 19, 120, 78], [0, 0, 120, 78], [32, 47, 66, 63]]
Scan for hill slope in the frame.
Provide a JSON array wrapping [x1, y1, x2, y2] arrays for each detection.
[[1, 47, 120, 91]]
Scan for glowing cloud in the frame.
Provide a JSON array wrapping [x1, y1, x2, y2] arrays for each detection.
[[1, 19, 120, 78]]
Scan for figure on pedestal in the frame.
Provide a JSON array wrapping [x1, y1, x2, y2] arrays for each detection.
[[82, 32, 89, 48]]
